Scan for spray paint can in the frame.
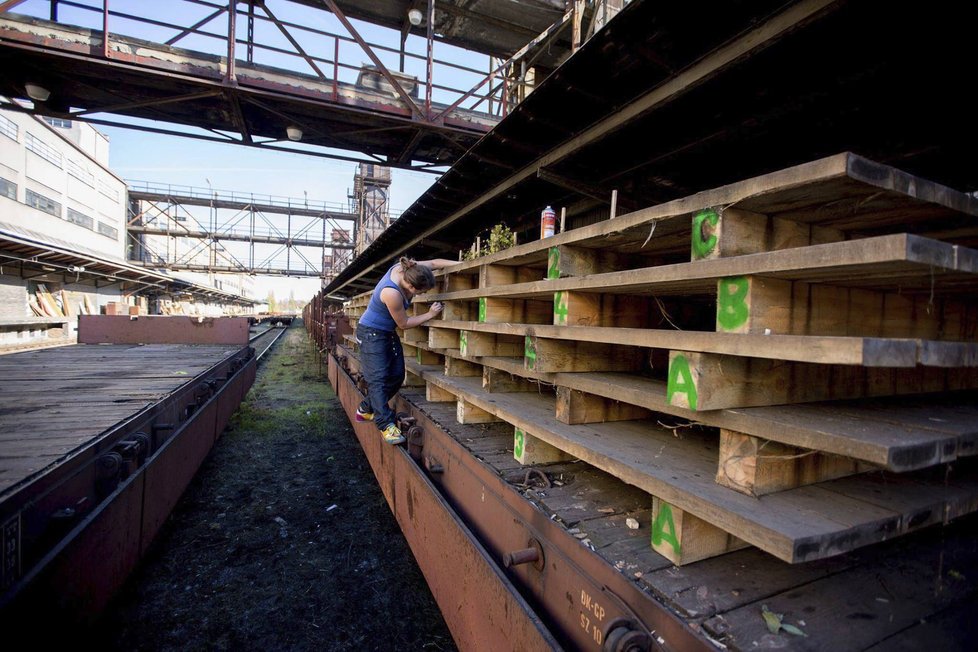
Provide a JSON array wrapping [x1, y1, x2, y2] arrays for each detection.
[[540, 205, 556, 239]]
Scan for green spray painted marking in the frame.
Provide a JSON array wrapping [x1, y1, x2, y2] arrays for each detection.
[[514, 428, 525, 459], [459, 331, 468, 356], [651, 502, 681, 554], [416, 348, 422, 364], [554, 291, 569, 326], [478, 297, 487, 322], [525, 336, 537, 370], [716, 276, 750, 331], [666, 354, 697, 410], [547, 246, 560, 279], [691, 209, 720, 259]]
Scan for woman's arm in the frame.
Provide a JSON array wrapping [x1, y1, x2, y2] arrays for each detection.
[[381, 288, 443, 330], [415, 258, 458, 271]]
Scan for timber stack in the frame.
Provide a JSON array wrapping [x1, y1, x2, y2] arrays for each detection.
[[342, 152, 978, 566]]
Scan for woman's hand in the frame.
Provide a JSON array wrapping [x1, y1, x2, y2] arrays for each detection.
[[429, 302, 444, 316]]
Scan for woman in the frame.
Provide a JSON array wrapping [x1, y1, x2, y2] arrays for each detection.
[[355, 256, 456, 444]]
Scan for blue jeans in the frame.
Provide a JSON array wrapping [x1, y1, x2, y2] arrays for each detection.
[[356, 325, 404, 429]]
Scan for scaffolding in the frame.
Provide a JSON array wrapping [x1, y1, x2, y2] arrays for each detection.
[[352, 164, 392, 258]]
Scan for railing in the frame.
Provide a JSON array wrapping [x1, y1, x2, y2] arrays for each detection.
[[127, 180, 353, 214], [8, 0, 535, 119]]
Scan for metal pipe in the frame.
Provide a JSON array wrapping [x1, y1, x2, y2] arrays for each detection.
[[101, 0, 109, 58], [425, 0, 433, 119], [503, 547, 538, 567]]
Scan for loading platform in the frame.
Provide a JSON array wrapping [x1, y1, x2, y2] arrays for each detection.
[[0, 316, 257, 623]]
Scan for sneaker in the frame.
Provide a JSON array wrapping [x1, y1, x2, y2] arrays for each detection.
[[380, 423, 405, 445], [355, 406, 374, 422]]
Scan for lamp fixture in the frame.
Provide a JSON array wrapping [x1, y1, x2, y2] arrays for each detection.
[[286, 125, 303, 141], [407, 8, 423, 26], [24, 82, 51, 102]]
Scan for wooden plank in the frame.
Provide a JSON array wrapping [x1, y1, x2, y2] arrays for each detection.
[[524, 336, 644, 373], [427, 326, 458, 350], [457, 398, 501, 424], [401, 324, 427, 343], [428, 234, 978, 303], [425, 382, 456, 403], [411, 346, 442, 365], [716, 275, 977, 340], [483, 367, 539, 393], [691, 207, 845, 261], [702, 519, 978, 649], [410, 370, 978, 563], [440, 318, 946, 367], [445, 356, 481, 377], [650, 496, 748, 565], [459, 330, 523, 357], [477, 296, 551, 324], [419, 350, 977, 467], [665, 351, 978, 411], [433, 153, 977, 282], [548, 244, 648, 279], [442, 299, 475, 322], [403, 369, 425, 387], [716, 429, 865, 496], [553, 292, 652, 328], [398, 371, 978, 647], [441, 270, 477, 292], [555, 386, 651, 425], [479, 263, 541, 287], [556, 372, 978, 469], [514, 426, 573, 465]]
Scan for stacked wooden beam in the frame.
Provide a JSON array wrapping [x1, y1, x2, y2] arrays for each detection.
[[344, 153, 978, 565]]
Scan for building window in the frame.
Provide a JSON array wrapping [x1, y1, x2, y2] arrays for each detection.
[[43, 117, 72, 129], [0, 176, 16, 200], [0, 114, 17, 142], [25, 133, 63, 168], [97, 221, 119, 240], [25, 189, 62, 217], [67, 207, 95, 230], [67, 158, 96, 187]]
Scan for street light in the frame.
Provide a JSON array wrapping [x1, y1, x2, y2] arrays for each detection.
[[408, 8, 423, 26], [24, 82, 50, 102]]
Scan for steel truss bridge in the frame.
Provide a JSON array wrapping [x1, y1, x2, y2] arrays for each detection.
[[0, 0, 594, 170], [127, 181, 358, 279]]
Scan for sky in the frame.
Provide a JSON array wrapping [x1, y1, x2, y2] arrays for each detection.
[[102, 126, 439, 303], [12, 0, 495, 303]]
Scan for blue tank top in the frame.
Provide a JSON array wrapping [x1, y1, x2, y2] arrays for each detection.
[[358, 265, 409, 331]]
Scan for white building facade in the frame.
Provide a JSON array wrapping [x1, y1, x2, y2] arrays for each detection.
[[0, 110, 125, 261], [1, 106, 256, 347]]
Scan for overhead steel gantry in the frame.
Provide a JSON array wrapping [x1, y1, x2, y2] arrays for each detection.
[[0, 0, 603, 171], [127, 181, 358, 279]]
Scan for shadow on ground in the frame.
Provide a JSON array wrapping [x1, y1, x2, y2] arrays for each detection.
[[88, 324, 457, 651]]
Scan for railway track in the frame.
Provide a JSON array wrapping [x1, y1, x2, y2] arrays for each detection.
[[249, 321, 290, 360]]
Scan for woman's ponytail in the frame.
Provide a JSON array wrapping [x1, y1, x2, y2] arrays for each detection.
[[400, 257, 434, 291]]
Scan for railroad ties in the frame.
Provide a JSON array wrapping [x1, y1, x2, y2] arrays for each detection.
[[342, 152, 978, 566]]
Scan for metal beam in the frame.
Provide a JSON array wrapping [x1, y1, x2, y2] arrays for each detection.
[[165, 5, 226, 46], [70, 90, 222, 117], [331, 0, 841, 291], [0, 0, 29, 12], [319, 0, 426, 120]]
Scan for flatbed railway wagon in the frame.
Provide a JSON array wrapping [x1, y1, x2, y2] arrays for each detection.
[[307, 153, 978, 651], [0, 316, 260, 624]]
